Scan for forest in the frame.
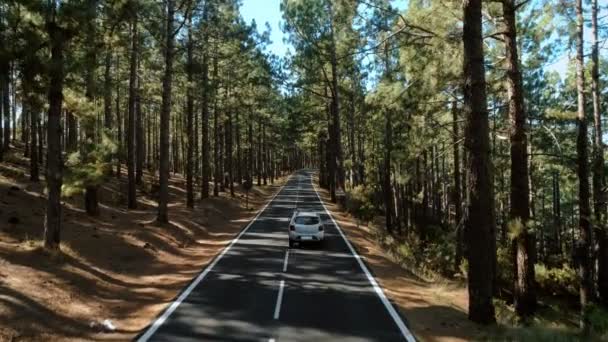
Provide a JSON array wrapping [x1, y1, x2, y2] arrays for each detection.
[[2, 0, 608, 340]]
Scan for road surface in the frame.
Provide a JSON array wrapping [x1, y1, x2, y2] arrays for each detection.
[[137, 170, 415, 342]]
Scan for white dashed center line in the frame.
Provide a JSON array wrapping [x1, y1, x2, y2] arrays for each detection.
[[273, 280, 285, 320], [282, 250, 289, 272]]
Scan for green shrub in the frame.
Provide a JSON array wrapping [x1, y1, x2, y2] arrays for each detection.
[[345, 185, 376, 222], [62, 132, 116, 197], [382, 230, 457, 278], [588, 304, 608, 337], [496, 246, 514, 287], [535, 263, 577, 297], [419, 231, 457, 276]]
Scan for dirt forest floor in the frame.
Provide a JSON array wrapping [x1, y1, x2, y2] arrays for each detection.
[[0, 149, 288, 342]]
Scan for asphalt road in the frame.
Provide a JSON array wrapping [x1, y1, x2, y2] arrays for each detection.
[[137, 170, 415, 342]]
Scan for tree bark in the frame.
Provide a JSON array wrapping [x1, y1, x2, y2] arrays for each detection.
[[384, 113, 393, 234], [551, 172, 561, 256], [452, 101, 463, 271], [503, 0, 536, 318], [201, 2, 211, 200], [262, 122, 267, 186], [44, 13, 65, 250], [11, 62, 16, 144], [591, 0, 608, 305], [213, 55, 220, 197], [30, 101, 39, 182], [236, 110, 242, 184], [135, 63, 144, 185], [103, 48, 113, 175], [186, 18, 194, 208], [248, 115, 253, 182], [84, 0, 99, 216], [462, 0, 496, 324], [257, 118, 262, 186], [157, 0, 175, 223], [575, 0, 594, 331], [227, 105, 234, 197], [127, 13, 138, 209], [2, 58, 9, 151], [328, 0, 344, 192], [115, 55, 122, 178]]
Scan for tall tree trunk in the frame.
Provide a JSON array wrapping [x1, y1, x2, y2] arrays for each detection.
[[84, 0, 99, 216], [575, 0, 594, 331], [227, 106, 234, 197], [462, 0, 496, 324], [39, 115, 44, 168], [591, 0, 608, 305], [66, 111, 76, 152], [1, 12, 10, 154], [201, 64, 210, 198], [219, 122, 225, 191], [262, 122, 267, 186], [236, 110, 242, 184], [127, 13, 138, 209], [30, 103, 39, 182], [186, 18, 194, 208], [0, 7, 4, 161], [44, 12, 65, 250], [503, 0, 536, 318], [11, 62, 16, 144], [22, 97, 28, 145], [248, 115, 253, 182], [213, 56, 220, 197], [257, 118, 262, 186], [551, 172, 562, 256], [328, 0, 344, 192], [201, 2, 211, 200], [348, 92, 357, 186], [147, 106, 152, 170], [384, 113, 393, 234], [115, 54, 122, 178], [453, 101, 463, 271], [22, 62, 39, 182], [103, 49, 113, 175], [157, 0, 174, 223], [135, 64, 144, 185], [2, 58, 9, 151]]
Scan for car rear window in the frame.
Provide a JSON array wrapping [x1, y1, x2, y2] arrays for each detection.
[[295, 216, 320, 225]]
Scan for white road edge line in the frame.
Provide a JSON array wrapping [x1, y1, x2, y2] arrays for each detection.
[[282, 250, 289, 272], [273, 280, 286, 320], [268, 339, 276, 342], [136, 175, 292, 342], [311, 174, 417, 342]]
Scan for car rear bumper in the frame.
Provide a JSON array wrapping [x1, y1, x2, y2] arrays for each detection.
[[289, 231, 324, 241]]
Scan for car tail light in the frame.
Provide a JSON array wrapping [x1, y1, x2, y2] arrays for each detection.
[[289, 225, 295, 231], [319, 225, 324, 231]]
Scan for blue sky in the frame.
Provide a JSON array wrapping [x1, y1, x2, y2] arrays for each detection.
[[240, 0, 288, 57], [240, 0, 408, 60], [240, 0, 603, 79]]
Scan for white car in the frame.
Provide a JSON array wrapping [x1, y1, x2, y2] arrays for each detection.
[[288, 210, 324, 247]]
